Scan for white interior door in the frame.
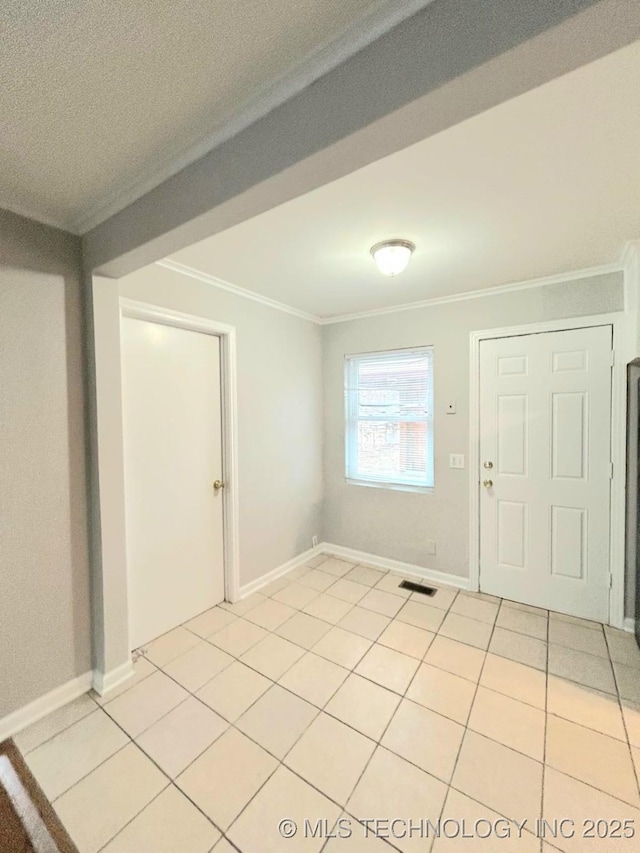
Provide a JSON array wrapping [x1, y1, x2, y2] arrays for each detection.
[[121, 315, 225, 648], [479, 325, 612, 622]]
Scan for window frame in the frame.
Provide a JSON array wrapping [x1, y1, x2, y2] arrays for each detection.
[[344, 346, 435, 493]]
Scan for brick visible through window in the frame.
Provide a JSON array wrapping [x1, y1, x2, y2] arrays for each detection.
[[345, 347, 434, 489]]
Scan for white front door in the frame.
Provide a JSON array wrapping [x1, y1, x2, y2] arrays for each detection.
[[121, 315, 226, 649], [479, 325, 612, 622]]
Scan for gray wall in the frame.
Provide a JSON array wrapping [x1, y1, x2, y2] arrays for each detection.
[[323, 273, 624, 580], [119, 263, 323, 587], [0, 209, 91, 717]]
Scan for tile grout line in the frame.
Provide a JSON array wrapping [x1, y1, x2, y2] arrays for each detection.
[[441, 599, 620, 843], [266, 576, 460, 853], [102, 680, 195, 740], [70, 688, 237, 851], [313, 584, 463, 853], [213, 595, 391, 848], [18, 695, 102, 757], [98, 697, 232, 849], [40, 627, 639, 821], [540, 595, 551, 853], [44, 643, 248, 848], [93, 785, 172, 853], [198, 573, 640, 820], [211, 564, 429, 850], [48, 740, 133, 806], [50, 611, 628, 804], [391, 585, 465, 853], [603, 628, 640, 803], [21, 558, 640, 852], [440, 595, 504, 847], [109, 567, 400, 848], [45, 689, 640, 838], [143, 587, 392, 753], [472, 620, 640, 811], [47, 733, 207, 853]]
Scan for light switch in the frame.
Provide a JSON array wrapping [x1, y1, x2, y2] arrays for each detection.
[[446, 400, 456, 414], [449, 454, 465, 469]]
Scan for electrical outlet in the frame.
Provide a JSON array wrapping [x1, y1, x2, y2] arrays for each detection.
[[425, 539, 436, 555], [312, 535, 318, 548], [449, 454, 465, 469]]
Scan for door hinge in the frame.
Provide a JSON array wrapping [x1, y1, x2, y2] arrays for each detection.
[[609, 574, 613, 589], [610, 350, 615, 367], [609, 462, 614, 479]]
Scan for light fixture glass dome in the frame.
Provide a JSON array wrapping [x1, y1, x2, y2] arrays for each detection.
[[370, 239, 415, 276]]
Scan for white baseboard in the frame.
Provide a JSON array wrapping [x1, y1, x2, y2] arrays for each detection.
[[238, 541, 470, 598], [623, 617, 637, 634], [238, 545, 321, 598], [92, 659, 135, 698], [0, 671, 93, 743], [319, 542, 471, 591]]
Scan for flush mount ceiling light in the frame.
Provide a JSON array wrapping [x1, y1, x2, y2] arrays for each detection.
[[370, 239, 415, 276]]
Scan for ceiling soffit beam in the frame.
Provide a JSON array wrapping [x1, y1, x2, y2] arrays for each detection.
[[70, 0, 436, 235], [84, 0, 640, 278]]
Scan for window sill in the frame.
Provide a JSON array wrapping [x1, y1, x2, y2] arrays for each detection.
[[345, 478, 434, 495]]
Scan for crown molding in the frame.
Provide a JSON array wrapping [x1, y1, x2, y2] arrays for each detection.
[[318, 260, 624, 325], [155, 259, 321, 324], [157, 254, 629, 329], [69, 0, 434, 234]]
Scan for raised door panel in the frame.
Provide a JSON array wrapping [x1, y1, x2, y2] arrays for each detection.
[[497, 501, 528, 569], [479, 325, 611, 621], [551, 506, 587, 580], [551, 392, 588, 481], [497, 395, 528, 477]]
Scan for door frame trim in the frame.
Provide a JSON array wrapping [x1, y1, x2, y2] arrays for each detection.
[[469, 312, 630, 629], [119, 298, 240, 646]]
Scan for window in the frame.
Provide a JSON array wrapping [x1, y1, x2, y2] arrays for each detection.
[[345, 347, 434, 490]]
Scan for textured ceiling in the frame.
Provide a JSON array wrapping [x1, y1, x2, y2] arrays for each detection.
[[0, 0, 426, 232], [170, 40, 640, 318]]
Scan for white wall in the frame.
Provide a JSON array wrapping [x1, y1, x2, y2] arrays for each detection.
[[0, 209, 91, 718], [322, 273, 624, 581], [118, 263, 323, 588]]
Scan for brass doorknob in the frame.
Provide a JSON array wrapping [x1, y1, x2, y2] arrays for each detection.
[[483, 479, 493, 488], [483, 461, 494, 469], [213, 480, 225, 491]]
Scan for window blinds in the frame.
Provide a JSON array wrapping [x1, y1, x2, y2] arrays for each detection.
[[345, 347, 434, 489]]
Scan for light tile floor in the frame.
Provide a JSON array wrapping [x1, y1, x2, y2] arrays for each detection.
[[15, 555, 640, 852]]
